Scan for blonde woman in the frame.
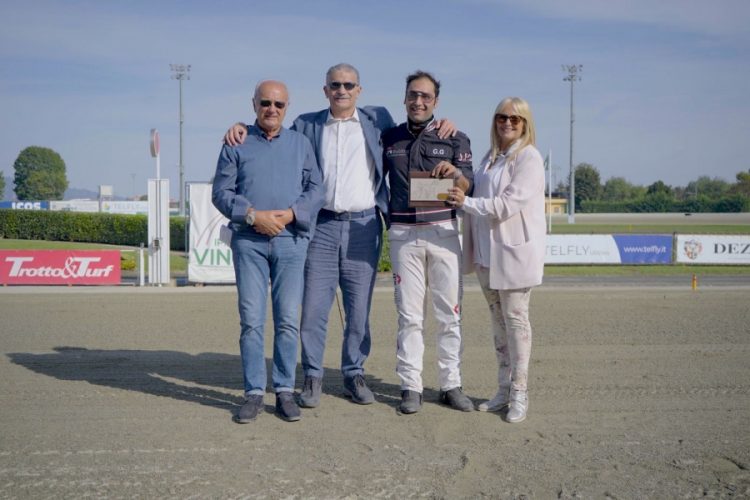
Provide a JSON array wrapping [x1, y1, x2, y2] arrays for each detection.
[[448, 97, 546, 423]]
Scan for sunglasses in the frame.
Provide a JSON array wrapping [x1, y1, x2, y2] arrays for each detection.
[[259, 99, 286, 110], [406, 91, 435, 103], [495, 114, 524, 125], [328, 81, 358, 91]]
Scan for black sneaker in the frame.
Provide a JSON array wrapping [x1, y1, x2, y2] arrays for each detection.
[[343, 374, 375, 405], [234, 394, 264, 423], [276, 392, 301, 422], [399, 390, 423, 414], [439, 387, 474, 412], [298, 376, 322, 408]]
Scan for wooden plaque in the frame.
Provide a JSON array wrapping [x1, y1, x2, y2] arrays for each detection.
[[408, 171, 454, 207]]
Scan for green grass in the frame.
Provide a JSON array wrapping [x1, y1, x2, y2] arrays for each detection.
[[544, 264, 750, 276], [548, 224, 750, 234], [0, 239, 188, 274]]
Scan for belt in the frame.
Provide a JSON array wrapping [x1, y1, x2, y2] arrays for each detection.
[[319, 207, 376, 221]]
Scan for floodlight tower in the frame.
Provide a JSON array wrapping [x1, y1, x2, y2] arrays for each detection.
[[170, 63, 191, 215], [562, 64, 582, 224]]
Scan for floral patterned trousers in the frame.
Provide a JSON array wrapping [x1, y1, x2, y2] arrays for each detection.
[[475, 266, 533, 392]]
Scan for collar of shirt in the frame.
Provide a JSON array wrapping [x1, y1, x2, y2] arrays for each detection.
[[325, 108, 360, 125], [407, 116, 436, 136], [250, 122, 283, 141], [498, 139, 521, 159]]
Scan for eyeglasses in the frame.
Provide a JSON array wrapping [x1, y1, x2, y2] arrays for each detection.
[[258, 99, 287, 110], [406, 91, 435, 103], [328, 81, 358, 91], [495, 114, 524, 125]]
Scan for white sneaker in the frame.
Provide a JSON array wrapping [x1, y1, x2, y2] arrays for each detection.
[[477, 387, 510, 412], [505, 390, 528, 423]]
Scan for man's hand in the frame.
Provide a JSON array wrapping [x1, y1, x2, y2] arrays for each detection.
[[272, 209, 295, 227], [252, 210, 287, 236], [434, 118, 457, 139], [223, 122, 248, 146], [431, 161, 469, 195], [431, 160, 460, 180]]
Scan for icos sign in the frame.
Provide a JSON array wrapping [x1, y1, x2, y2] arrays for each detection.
[[0, 201, 49, 210], [0, 250, 121, 285]]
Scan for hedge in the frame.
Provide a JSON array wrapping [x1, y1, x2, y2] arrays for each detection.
[[0, 209, 187, 251], [581, 194, 749, 213]]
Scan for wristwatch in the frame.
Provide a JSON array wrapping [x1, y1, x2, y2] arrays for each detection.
[[245, 208, 256, 226]]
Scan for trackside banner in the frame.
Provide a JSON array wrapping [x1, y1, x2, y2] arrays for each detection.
[[612, 235, 672, 264], [0, 201, 49, 210], [676, 235, 750, 264], [545, 235, 672, 264], [188, 183, 236, 283], [0, 250, 121, 285]]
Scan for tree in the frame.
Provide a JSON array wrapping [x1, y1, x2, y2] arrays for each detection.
[[684, 176, 730, 200], [574, 163, 601, 209], [646, 180, 672, 196], [13, 146, 69, 200], [0, 171, 5, 199], [602, 176, 637, 201], [729, 169, 750, 197]]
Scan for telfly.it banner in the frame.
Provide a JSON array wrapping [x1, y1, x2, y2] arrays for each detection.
[[0, 250, 121, 285], [545, 235, 672, 264]]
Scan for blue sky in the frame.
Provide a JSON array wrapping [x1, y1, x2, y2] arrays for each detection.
[[1, 0, 748, 199]]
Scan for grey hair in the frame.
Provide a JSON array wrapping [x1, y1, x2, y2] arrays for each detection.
[[325, 63, 360, 85]]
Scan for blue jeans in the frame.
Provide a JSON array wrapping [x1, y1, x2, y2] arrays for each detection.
[[299, 209, 382, 379], [231, 233, 309, 396]]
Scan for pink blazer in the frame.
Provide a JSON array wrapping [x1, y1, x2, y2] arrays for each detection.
[[461, 145, 547, 290]]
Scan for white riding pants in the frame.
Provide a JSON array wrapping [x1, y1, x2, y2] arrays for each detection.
[[389, 225, 464, 393]]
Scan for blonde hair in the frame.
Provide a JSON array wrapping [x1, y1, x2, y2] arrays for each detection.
[[489, 97, 536, 164]]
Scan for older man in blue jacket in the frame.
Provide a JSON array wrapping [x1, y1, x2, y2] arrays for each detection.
[[213, 80, 324, 423]]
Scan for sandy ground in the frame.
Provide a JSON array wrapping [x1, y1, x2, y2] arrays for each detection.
[[0, 282, 749, 499]]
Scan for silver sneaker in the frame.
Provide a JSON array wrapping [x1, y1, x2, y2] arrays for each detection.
[[477, 386, 510, 412], [505, 389, 528, 423]]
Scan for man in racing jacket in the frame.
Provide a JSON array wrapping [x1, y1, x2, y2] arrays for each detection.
[[382, 70, 475, 415]]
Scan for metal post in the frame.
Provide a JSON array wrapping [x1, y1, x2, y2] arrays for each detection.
[[139, 243, 145, 287], [170, 64, 190, 216], [546, 149, 552, 233], [562, 64, 582, 224], [179, 76, 184, 215]]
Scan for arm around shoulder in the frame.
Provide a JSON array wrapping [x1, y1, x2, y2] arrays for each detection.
[[361, 106, 396, 132]]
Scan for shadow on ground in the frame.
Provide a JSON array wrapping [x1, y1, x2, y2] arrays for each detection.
[[8, 347, 414, 417]]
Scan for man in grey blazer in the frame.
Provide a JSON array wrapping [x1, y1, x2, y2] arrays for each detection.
[[225, 63, 454, 408]]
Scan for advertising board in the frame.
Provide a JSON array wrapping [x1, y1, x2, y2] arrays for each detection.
[[676, 235, 750, 264], [0, 250, 121, 285]]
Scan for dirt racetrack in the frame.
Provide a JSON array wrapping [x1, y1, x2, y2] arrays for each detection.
[[1, 282, 749, 498]]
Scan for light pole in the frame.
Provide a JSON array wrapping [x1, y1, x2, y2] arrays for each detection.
[[170, 63, 190, 216], [562, 64, 582, 224]]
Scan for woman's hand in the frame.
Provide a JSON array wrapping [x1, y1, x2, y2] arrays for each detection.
[[447, 187, 466, 208]]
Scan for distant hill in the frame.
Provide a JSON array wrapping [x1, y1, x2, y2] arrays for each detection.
[[63, 186, 101, 200], [1, 179, 126, 201]]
